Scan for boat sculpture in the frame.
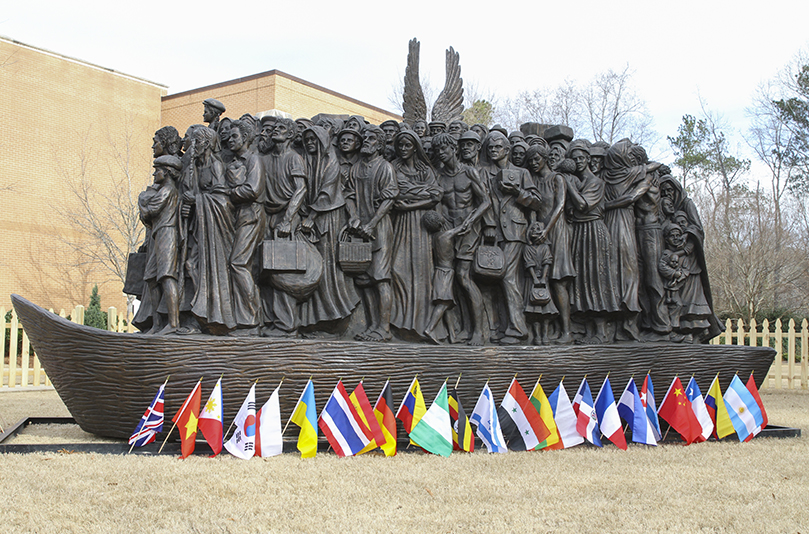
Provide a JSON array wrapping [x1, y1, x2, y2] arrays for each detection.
[[13, 294, 775, 440]]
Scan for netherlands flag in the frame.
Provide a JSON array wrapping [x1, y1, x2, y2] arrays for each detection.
[[318, 380, 373, 457], [574, 378, 601, 446]]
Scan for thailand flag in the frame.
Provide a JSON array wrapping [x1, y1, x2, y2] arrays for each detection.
[[594, 377, 627, 450], [318, 380, 373, 457], [617, 378, 657, 446], [641, 374, 662, 441], [686, 377, 713, 442], [574, 378, 601, 446], [128, 381, 166, 447]]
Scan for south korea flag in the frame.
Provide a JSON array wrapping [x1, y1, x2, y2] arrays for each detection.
[[224, 383, 256, 459]]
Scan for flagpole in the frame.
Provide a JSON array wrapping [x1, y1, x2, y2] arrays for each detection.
[[159, 376, 201, 454], [282, 375, 312, 436], [129, 375, 170, 455], [454, 373, 462, 390], [224, 378, 259, 441]]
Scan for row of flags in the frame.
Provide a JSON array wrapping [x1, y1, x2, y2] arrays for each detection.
[[128, 371, 768, 458]]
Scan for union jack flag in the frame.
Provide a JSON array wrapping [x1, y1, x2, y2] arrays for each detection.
[[128, 382, 166, 447]]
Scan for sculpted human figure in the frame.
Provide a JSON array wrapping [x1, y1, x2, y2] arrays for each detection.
[[589, 141, 610, 177], [447, 120, 469, 140], [480, 131, 541, 344], [380, 120, 400, 161], [298, 126, 359, 328], [344, 115, 366, 133], [603, 143, 670, 339], [470, 124, 489, 144], [390, 129, 443, 339], [152, 126, 181, 158], [524, 143, 574, 344], [217, 118, 234, 165], [412, 119, 428, 139], [508, 131, 526, 147], [565, 139, 620, 343], [422, 211, 466, 344], [458, 131, 482, 168], [345, 126, 399, 342], [138, 155, 182, 335], [203, 98, 226, 133], [510, 141, 529, 168], [182, 126, 236, 334], [432, 133, 491, 345], [523, 221, 558, 345], [226, 118, 267, 335], [260, 118, 308, 336], [603, 138, 657, 341], [337, 128, 363, 185]]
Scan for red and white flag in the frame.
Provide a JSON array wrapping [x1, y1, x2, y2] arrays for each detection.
[[198, 377, 223, 456]]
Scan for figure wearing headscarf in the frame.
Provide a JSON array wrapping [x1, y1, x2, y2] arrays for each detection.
[[565, 139, 620, 343], [390, 129, 444, 339], [184, 126, 236, 334], [298, 126, 360, 328], [602, 138, 645, 340]]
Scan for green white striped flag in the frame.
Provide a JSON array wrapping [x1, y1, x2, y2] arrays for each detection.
[[409, 382, 453, 457]]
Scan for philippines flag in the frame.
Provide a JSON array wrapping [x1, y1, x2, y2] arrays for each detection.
[[574, 378, 601, 446], [594, 377, 627, 450], [224, 383, 256, 459], [547, 381, 584, 449], [198, 377, 224, 456], [685, 377, 713, 442], [617, 378, 657, 446], [470, 383, 507, 453], [641, 373, 662, 441], [318, 380, 373, 457], [128, 380, 166, 447]]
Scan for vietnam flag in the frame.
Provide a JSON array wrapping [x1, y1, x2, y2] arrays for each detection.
[[172, 379, 202, 459], [658, 376, 702, 445]]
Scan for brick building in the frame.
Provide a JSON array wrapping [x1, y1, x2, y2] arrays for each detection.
[[0, 36, 400, 315]]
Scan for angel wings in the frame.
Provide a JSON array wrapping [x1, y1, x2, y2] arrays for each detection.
[[402, 38, 464, 125]]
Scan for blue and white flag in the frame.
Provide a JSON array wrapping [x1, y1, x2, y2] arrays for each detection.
[[641, 374, 662, 441], [574, 378, 601, 447], [686, 377, 713, 442], [128, 380, 166, 447], [617, 378, 657, 446], [595, 377, 627, 449], [224, 383, 256, 460], [470, 383, 507, 453], [723, 375, 765, 442], [548, 381, 584, 448]]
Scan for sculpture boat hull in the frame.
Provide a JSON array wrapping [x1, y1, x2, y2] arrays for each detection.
[[13, 294, 776, 440]]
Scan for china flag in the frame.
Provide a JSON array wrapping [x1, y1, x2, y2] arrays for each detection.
[[658, 376, 702, 445]]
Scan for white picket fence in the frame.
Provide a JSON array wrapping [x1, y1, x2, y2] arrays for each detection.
[[1, 305, 131, 388], [1, 307, 806, 390]]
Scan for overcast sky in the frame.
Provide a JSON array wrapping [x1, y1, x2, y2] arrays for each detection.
[[3, 0, 808, 166]]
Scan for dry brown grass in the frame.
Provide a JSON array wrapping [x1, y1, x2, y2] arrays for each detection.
[[0, 389, 807, 533]]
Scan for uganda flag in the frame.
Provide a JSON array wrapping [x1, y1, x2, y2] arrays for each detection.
[[448, 387, 474, 452]]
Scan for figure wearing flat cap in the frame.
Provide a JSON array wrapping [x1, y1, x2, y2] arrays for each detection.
[[203, 98, 226, 134]]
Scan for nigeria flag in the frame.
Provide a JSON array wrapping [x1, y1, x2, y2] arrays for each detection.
[[409, 383, 453, 457]]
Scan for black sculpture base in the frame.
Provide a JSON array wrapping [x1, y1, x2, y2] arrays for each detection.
[[13, 295, 776, 441]]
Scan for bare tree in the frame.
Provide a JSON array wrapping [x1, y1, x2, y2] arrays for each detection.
[[52, 116, 149, 319]]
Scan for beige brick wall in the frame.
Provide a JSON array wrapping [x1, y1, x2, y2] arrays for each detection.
[[0, 38, 166, 313], [161, 70, 401, 137]]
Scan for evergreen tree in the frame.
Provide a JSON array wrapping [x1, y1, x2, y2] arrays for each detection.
[[84, 285, 108, 330]]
